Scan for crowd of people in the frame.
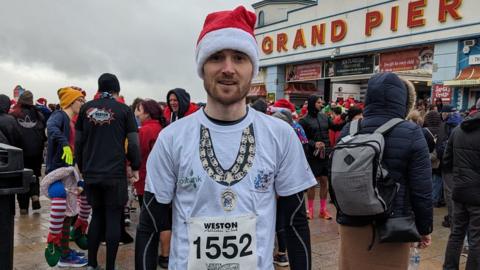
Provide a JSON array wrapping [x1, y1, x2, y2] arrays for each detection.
[[1, 5, 479, 270]]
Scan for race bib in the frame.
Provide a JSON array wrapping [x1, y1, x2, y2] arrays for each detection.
[[187, 214, 257, 270]]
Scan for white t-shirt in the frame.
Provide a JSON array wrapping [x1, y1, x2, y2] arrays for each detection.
[[145, 108, 316, 270]]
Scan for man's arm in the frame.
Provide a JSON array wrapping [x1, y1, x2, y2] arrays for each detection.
[[278, 192, 311, 270], [74, 130, 83, 173], [74, 108, 85, 173], [127, 132, 141, 170], [274, 125, 316, 270], [135, 192, 172, 270], [135, 130, 176, 270], [442, 128, 456, 172]]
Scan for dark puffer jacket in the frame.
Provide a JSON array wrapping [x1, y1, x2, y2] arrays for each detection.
[[336, 73, 433, 236], [0, 94, 22, 147], [299, 95, 339, 158], [443, 112, 480, 205]]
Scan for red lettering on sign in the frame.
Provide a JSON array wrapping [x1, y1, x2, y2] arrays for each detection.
[[293, 28, 307, 49], [439, 0, 462, 22], [391, 6, 399, 32], [262, 36, 273, 55], [311, 24, 326, 46], [407, 0, 427, 28], [331, 20, 347, 43], [365, 11, 383, 36], [277, 33, 288, 52]]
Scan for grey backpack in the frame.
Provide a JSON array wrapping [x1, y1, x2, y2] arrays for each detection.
[[330, 118, 402, 217]]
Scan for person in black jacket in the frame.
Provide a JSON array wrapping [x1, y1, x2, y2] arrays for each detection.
[[335, 73, 432, 269], [10, 90, 46, 214], [0, 94, 22, 147], [299, 95, 340, 220], [423, 110, 444, 208], [443, 106, 480, 269], [75, 73, 140, 270], [437, 105, 463, 228]]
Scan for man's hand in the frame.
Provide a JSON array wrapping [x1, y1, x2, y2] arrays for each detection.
[[418, 234, 431, 249], [129, 170, 139, 183], [61, 146, 73, 165]]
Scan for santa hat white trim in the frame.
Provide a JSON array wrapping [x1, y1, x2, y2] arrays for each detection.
[[196, 27, 259, 79]]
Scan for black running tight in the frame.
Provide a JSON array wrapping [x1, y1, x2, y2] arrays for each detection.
[[88, 205, 123, 270]]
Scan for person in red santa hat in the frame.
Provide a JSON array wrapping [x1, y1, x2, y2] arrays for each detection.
[[135, 6, 316, 270]]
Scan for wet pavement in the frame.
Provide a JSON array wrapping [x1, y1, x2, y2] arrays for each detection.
[[12, 197, 466, 270]]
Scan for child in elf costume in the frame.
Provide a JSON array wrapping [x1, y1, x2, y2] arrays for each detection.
[[41, 166, 89, 267], [43, 87, 90, 267]]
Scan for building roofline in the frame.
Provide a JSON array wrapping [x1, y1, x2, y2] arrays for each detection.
[[252, 0, 316, 9]]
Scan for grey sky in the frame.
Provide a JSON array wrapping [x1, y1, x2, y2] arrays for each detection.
[[0, 0, 257, 104]]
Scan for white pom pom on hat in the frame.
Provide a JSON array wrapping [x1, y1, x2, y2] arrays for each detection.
[[195, 6, 259, 79]]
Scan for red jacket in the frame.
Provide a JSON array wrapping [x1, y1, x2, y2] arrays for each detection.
[[134, 119, 162, 195], [329, 115, 344, 147], [163, 102, 199, 124]]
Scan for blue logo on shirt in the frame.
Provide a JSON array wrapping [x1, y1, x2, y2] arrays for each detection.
[[254, 170, 274, 192]]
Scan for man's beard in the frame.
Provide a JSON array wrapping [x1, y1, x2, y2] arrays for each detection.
[[204, 82, 250, 106]]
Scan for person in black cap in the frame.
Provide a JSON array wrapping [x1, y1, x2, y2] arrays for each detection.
[[75, 73, 141, 270]]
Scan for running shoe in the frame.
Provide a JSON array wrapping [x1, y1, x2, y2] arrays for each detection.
[[273, 253, 289, 267], [307, 207, 313, 220], [57, 252, 88, 268], [69, 248, 86, 258], [158, 255, 169, 269], [319, 210, 333, 220]]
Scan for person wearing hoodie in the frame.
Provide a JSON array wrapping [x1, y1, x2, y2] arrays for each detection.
[[299, 95, 342, 220], [437, 105, 464, 228], [163, 88, 199, 124], [10, 90, 47, 214], [443, 104, 480, 269], [0, 94, 22, 147], [250, 98, 268, 114], [334, 73, 432, 269]]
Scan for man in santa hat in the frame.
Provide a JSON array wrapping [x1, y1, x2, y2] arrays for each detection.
[[135, 6, 316, 270]]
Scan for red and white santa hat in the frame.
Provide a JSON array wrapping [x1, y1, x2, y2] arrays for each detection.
[[195, 6, 259, 79]]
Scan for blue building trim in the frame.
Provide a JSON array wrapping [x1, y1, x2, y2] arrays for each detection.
[[255, 0, 396, 32]]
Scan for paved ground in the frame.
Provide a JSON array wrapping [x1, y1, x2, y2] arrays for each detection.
[[12, 197, 466, 270]]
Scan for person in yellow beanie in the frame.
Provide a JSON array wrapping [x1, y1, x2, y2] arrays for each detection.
[[44, 87, 89, 268]]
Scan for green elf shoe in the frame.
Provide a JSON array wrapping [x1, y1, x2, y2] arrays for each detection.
[[44, 242, 61, 267], [73, 227, 88, 250]]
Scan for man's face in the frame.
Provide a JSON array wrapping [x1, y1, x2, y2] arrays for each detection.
[[168, 94, 179, 113], [315, 98, 324, 111], [71, 97, 85, 115], [203, 49, 253, 106]]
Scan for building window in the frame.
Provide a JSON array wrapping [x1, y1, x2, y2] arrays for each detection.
[[258, 11, 265, 27]]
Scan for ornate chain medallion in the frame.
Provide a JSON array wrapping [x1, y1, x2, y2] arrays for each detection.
[[199, 124, 256, 211]]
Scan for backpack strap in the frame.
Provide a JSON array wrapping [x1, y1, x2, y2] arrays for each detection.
[[374, 118, 404, 134], [349, 119, 361, 135]]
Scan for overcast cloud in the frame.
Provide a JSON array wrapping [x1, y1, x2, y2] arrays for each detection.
[[0, 0, 257, 104]]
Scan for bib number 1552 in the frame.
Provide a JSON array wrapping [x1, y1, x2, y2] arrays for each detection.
[[193, 234, 253, 260]]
